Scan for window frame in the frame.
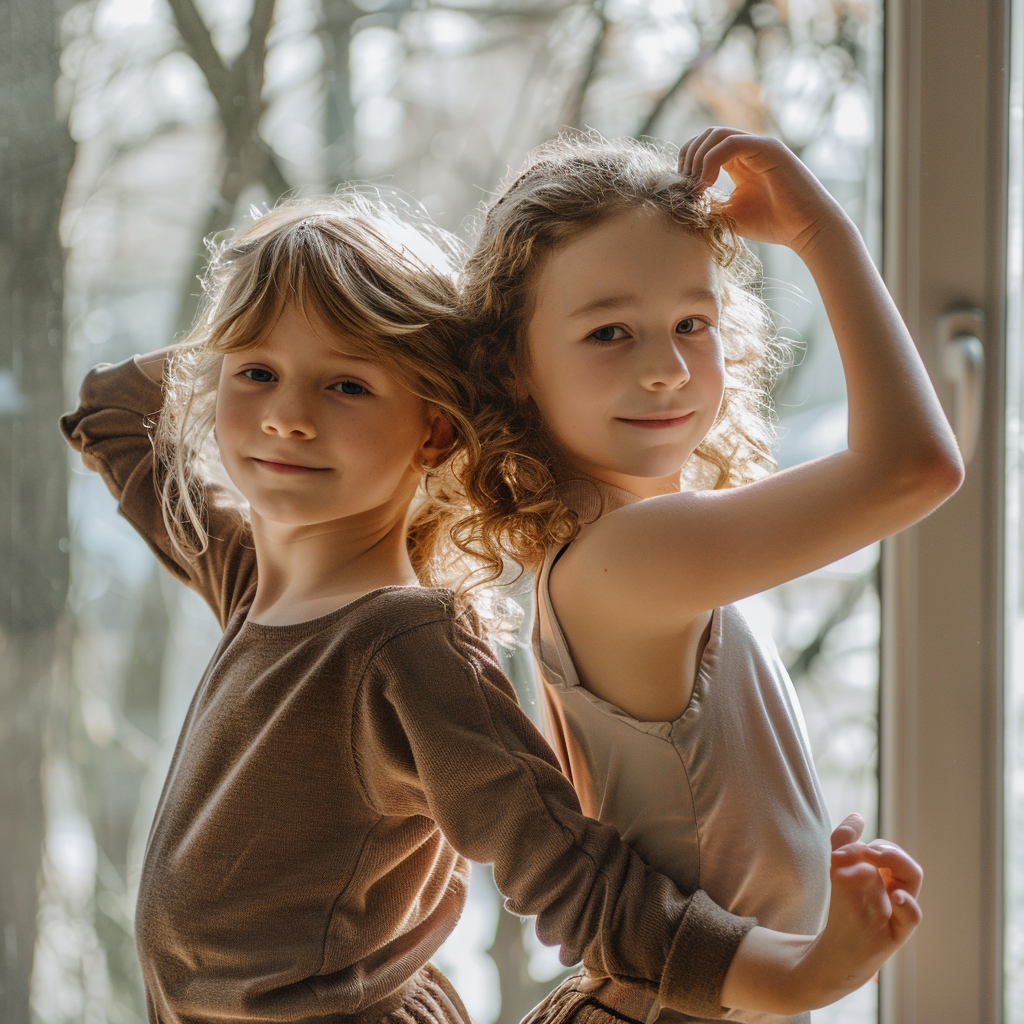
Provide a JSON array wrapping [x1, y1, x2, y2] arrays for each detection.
[[879, 0, 1009, 1019]]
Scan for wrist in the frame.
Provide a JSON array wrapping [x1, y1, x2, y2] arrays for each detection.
[[792, 207, 861, 265], [719, 926, 817, 1016]]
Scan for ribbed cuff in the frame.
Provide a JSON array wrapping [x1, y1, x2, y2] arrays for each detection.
[[658, 889, 757, 1019]]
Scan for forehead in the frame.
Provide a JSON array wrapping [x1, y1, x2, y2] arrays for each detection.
[[536, 208, 720, 313], [253, 304, 377, 363]]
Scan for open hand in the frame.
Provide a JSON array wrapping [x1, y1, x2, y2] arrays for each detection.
[[677, 126, 844, 255]]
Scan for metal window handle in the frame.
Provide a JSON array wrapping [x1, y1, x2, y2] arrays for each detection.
[[937, 307, 985, 465]]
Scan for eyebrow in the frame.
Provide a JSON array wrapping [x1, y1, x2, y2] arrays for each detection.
[[567, 287, 720, 319]]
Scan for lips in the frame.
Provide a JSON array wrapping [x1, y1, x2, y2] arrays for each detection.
[[615, 412, 695, 429], [251, 457, 328, 473]]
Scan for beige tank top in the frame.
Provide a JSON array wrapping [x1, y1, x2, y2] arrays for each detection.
[[532, 482, 832, 1024]]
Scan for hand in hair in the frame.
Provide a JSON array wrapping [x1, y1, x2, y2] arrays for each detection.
[[678, 127, 842, 257], [720, 813, 923, 1014]]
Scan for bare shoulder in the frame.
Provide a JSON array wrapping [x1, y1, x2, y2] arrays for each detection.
[[550, 493, 705, 629], [547, 502, 714, 721]]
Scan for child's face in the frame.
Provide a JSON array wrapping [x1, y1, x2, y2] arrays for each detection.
[[215, 305, 446, 531], [523, 208, 725, 493]]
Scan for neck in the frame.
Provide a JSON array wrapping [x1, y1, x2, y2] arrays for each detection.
[[586, 468, 682, 500], [246, 504, 419, 626], [549, 450, 681, 509]]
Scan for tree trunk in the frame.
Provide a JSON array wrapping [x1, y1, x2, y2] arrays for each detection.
[[0, 0, 76, 1019], [320, 0, 359, 188]]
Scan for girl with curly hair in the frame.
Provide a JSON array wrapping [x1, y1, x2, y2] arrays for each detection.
[[456, 128, 962, 1022]]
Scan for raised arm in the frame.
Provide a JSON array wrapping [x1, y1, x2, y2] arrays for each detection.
[[566, 128, 964, 626], [60, 353, 256, 626]]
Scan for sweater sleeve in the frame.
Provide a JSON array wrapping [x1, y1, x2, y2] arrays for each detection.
[[60, 357, 257, 627], [352, 615, 756, 1019]]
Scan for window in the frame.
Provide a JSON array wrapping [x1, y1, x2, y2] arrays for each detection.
[[8, 2, 1009, 1022]]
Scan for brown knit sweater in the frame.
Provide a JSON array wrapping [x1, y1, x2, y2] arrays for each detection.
[[60, 358, 756, 1024]]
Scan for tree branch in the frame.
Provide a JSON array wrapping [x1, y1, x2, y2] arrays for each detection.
[[166, 0, 291, 334], [561, 0, 608, 130], [163, 0, 233, 118], [784, 573, 872, 680], [236, 0, 277, 110], [635, 0, 758, 139], [261, 146, 293, 202]]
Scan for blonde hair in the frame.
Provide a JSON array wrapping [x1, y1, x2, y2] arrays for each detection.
[[154, 191, 478, 598], [454, 133, 790, 584]]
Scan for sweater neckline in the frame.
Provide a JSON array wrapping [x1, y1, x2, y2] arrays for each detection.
[[237, 584, 435, 641]]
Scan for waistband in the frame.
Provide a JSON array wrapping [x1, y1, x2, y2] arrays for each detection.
[[522, 970, 808, 1024]]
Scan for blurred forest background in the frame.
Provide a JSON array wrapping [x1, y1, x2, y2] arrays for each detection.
[[1, 0, 883, 1021]]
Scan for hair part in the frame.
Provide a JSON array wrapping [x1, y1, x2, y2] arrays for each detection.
[[154, 191, 486, 616], [452, 131, 793, 587]]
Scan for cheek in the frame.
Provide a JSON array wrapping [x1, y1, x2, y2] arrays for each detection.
[[351, 400, 430, 471], [525, 336, 597, 422], [213, 390, 249, 462]]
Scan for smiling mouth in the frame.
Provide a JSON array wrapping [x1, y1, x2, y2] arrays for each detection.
[[615, 412, 695, 429], [252, 458, 328, 474]]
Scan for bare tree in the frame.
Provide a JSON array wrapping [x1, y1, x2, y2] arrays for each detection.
[[321, 0, 360, 188], [634, 0, 759, 138], [164, 0, 293, 334], [0, 0, 76, 1020]]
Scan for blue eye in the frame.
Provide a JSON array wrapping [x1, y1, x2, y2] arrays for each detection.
[[676, 318, 697, 334], [241, 368, 275, 382], [333, 380, 367, 395], [589, 325, 627, 344]]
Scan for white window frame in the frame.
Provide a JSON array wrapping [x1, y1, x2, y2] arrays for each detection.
[[880, 0, 1008, 1019]]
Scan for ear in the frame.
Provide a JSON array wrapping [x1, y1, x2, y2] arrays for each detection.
[[420, 408, 455, 468]]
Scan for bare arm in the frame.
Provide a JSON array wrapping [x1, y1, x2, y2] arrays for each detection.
[[561, 129, 963, 628], [721, 814, 923, 1014]]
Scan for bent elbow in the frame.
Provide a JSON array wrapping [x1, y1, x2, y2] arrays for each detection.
[[927, 442, 966, 499], [903, 441, 965, 511]]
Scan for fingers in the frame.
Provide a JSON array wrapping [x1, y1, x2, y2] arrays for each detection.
[[678, 127, 718, 177], [832, 840, 923, 901], [678, 126, 776, 189], [888, 889, 923, 943], [830, 812, 865, 851], [678, 126, 742, 186], [828, 858, 922, 948], [862, 841, 924, 900]]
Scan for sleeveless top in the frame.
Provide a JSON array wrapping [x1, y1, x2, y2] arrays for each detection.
[[532, 481, 832, 1024]]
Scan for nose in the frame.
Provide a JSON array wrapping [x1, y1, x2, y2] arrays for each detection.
[[261, 384, 317, 439], [637, 332, 691, 391]]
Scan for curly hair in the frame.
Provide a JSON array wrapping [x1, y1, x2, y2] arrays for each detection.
[[453, 132, 792, 586], [153, 190, 481, 605]]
